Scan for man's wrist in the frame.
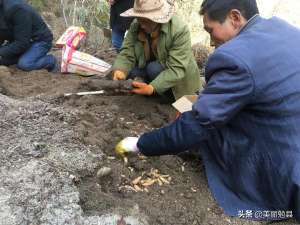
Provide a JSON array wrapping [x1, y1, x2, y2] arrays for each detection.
[[150, 85, 155, 95], [134, 141, 140, 153]]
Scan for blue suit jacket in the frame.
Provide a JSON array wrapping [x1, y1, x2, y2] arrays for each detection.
[[138, 16, 300, 221]]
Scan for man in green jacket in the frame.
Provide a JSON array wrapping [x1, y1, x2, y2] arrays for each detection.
[[111, 0, 201, 101]]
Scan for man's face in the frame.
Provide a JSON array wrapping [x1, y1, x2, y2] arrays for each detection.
[[203, 10, 247, 48], [137, 17, 158, 34]]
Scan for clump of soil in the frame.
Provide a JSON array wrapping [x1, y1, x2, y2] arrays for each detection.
[[77, 79, 134, 96]]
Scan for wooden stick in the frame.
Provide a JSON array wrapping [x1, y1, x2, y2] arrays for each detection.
[[64, 90, 105, 97]]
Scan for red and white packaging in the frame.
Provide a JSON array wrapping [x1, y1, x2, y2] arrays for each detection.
[[55, 26, 87, 49], [61, 45, 111, 77]]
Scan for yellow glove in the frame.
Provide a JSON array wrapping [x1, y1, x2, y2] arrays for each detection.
[[115, 137, 139, 158], [113, 70, 126, 80], [132, 81, 154, 95]]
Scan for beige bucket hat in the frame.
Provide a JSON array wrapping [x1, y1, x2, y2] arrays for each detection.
[[120, 0, 175, 24]]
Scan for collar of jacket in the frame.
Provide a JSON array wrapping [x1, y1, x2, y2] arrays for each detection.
[[137, 25, 161, 41], [160, 21, 169, 34], [138, 25, 161, 61], [237, 14, 261, 36]]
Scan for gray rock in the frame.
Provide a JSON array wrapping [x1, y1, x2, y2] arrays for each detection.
[[96, 167, 112, 178]]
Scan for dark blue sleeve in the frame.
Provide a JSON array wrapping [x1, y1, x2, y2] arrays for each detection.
[[138, 111, 208, 156], [0, 8, 32, 58], [137, 50, 255, 156], [193, 50, 255, 126]]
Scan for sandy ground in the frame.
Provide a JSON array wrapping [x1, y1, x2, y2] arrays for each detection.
[[0, 60, 298, 225]]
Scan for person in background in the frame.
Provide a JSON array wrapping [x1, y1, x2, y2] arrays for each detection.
[[115, 0, 300, 222], [111, 0, 201, 102], [108, 0, 134, 51], [0, 0, 57, 72]]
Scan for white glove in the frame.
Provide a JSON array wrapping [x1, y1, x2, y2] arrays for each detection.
[[115, 137, 139, 157]]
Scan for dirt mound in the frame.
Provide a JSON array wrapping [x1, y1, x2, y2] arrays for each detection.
[[0, 91, 148, 225], [0, 65, 296, 225]]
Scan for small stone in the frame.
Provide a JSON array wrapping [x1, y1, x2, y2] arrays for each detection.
[[191, 187, 197, 192], [181, 165, 185, 172], [31, 142, 48, 158], [225, 218, 231, 223], [96, 167, 112, 178], [184, 193, 193, 199], [69, 174, 80, 184], [0, 66, 11, 76], [107, 156, 116, 160], [136, 113, 146, 120], [110, 104, 120, 112]]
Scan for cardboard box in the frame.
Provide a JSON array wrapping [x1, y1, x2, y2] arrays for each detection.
[[172, 95, 198, 113]]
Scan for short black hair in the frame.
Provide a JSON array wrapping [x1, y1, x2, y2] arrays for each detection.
[[200, 0, 259, 23]]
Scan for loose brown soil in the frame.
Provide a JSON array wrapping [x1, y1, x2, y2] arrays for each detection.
[[0, 58, 297, 225]]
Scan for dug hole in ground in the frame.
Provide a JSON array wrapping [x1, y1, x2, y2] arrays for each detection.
[[0, 48, 297, 225]]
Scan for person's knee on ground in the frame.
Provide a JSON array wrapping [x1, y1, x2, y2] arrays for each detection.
[[17, 57, 35, 71], [146, 61, 164, 81], [17, 54, 57, 72], [46, 55, 58, 72]]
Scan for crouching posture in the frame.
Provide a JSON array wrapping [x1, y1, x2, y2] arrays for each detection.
[[112, 0, 201, 101], [0, 0, 57, 72], [116, 0, 300, 222]]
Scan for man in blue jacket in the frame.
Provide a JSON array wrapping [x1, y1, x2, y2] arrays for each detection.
[[0, 0, 57, 71], [116, 0, 300, 222]]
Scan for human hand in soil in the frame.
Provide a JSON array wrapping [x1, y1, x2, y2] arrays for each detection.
[[115, 137, 139, 157], [113, 70, 126, 80], [132, 81, 154, 95]]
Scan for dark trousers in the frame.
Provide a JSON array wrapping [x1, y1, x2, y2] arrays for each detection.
[[112, 28, 126, 51], [0, 41, 56, 72], [128, 61, 175, 103], [127, 61, 164, 82]]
